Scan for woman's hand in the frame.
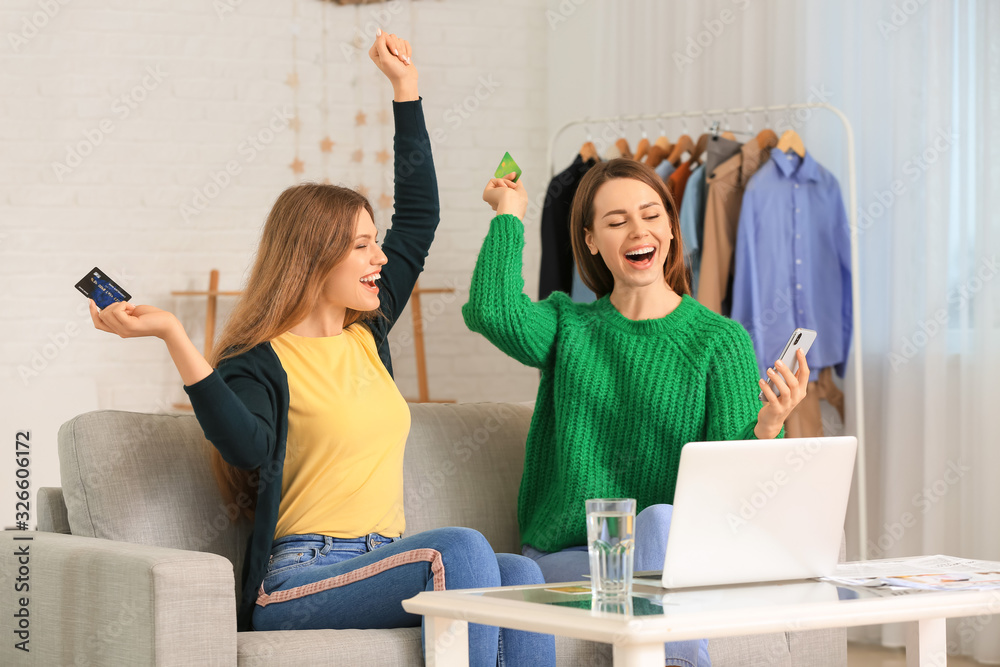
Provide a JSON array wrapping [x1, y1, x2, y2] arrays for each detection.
[[90, 299, 214, 386], [482, 173, 528, 221], [89, 299, 181, 341], [368, 29, 417, 102], [755, 348, 810, 439]]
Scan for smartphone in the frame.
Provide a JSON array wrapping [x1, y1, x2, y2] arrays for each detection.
[[758, 328, 817, 401]]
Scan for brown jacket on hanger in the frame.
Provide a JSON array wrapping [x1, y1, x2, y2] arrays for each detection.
[[783, 366, 845, 438], [697, 133, 778, 315]]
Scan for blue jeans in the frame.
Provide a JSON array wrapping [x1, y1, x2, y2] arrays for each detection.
[[252, 526, 556, 667], [522, 504, 711, 667]]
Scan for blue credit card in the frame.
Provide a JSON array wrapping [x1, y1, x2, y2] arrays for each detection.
[[75, 267, 131, 309]]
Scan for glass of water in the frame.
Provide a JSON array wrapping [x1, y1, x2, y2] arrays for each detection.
[[586, 498, 636, 598]]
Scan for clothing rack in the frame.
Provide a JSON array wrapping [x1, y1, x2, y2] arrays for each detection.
[[547, 103, 868, 560]]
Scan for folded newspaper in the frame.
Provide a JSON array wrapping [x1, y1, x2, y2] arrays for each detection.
[[823, 555, 1000, 592]]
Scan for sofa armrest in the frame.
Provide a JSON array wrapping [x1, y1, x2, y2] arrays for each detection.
[[0, 531, 237, 666], [36, 487, 70, 534]]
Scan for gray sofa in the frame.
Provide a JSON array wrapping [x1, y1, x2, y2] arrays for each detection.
[[3, 402, 845, 666]]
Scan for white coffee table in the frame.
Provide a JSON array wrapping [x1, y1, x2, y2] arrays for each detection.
[[402, 569, 1000, 666]]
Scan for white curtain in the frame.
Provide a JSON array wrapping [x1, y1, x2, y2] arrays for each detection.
[[548, 0, 1000, 659]]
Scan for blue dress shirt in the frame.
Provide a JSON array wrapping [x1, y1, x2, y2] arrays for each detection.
[[730, 150, 852, 378], [679, 163, 706, 294], [655, 159, 676, 182]]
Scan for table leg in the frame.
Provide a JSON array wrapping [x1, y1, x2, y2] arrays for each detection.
[[424, 615, 469, 667], [905, 618, 947, 667], [612, 641, 666, 667]]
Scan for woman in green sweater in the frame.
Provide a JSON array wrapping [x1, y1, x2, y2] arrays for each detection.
[[464, 158, 809, 667]]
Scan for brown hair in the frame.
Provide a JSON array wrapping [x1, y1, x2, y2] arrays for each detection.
[[569, 158, 690, 298], [207, 183, 378, 520]]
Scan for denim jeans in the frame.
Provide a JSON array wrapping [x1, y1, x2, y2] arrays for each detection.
[[252, 526, 556, 667], [522, 504, 711, 667]]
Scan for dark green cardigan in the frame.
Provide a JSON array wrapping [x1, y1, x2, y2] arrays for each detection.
[[183, 98, 439, 631]]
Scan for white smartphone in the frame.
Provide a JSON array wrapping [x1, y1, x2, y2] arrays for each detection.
[[758, 328, 817, 402]]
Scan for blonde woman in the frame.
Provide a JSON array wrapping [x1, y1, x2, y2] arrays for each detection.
[[90, 31, 555, 666]]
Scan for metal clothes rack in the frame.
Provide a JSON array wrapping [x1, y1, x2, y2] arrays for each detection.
[[547, 103, 868, 560]]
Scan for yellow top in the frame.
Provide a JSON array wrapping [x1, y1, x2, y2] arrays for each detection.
[[269, 323, 410, 540]]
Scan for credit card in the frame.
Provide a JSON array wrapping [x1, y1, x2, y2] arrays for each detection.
[[493, 151, 522, 182], [75, 267, 131, 310]]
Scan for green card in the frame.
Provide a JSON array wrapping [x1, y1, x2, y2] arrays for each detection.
[[493, 152, 522, 182]]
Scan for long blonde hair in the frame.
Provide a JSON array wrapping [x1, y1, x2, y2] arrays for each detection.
[[207, 183, 377, 520]]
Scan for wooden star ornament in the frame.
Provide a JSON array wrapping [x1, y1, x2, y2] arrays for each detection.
[[355, 110, 367, 126], [319, 136, 335, 153], [378, 193, 393, 209], [375, 149, 391, 165], [289, 157, 304, 174], [285, 72, 299, 88], [351, 149, 364, 163]]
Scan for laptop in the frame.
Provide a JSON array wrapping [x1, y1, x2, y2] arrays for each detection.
[[632, 436, 858, 590]]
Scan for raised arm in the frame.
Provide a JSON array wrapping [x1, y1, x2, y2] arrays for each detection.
[[366, 30, 440, 332], [461, 176, 559, 369]]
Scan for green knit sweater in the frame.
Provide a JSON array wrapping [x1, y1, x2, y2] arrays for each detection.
[[462, 213, 783, 552]]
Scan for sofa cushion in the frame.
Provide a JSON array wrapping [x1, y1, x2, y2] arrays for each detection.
[[238, 628, 422, 666], [37, 486, 71, 534], [402, 402, 532, 554], [237, 627, 614, 666], [57, 410, 251, 572]]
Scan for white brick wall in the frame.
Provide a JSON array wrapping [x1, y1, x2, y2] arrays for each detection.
[[0, 0, 578, 511], [1, 0, 554, 431]]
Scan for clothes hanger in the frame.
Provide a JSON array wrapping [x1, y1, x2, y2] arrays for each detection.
[[644, 144, 667, 168], [611, 117, 631, 158], [615, 138, 632, 159], [653, 118, 671, 153], [718, 113, 736, 141], [689, 133, 709, 164], [578, 119, 599, 163], [686, 114, 711, 164], [749, 111, 777, 149], [633, 121, 651, 161], [776, 129, 806, 157], [666, 133, 694, 166], [646, 118, 672, 166]]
